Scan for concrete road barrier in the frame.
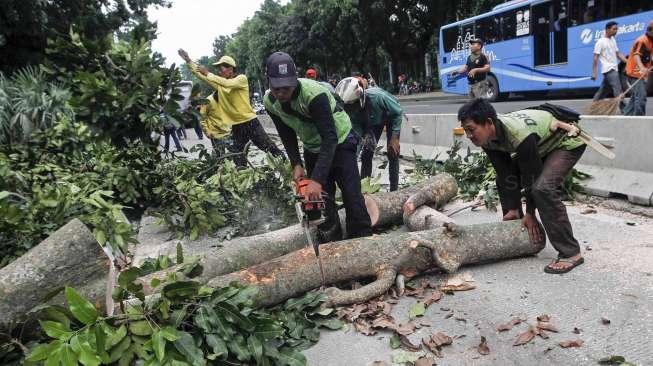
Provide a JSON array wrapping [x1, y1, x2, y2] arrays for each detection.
[[259, 113, 653, 206]]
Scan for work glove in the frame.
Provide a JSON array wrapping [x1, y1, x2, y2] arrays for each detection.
[[361, 132, 377, 154]]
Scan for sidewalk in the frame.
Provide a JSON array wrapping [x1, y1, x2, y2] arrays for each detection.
[[395, 90, 466, 102]]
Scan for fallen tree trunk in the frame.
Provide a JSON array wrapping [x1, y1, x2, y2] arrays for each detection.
[[201, 220, 544, 308], [0, 219, 110, 330], [404, 205, 454, 232], [136, 174, 458, 287]]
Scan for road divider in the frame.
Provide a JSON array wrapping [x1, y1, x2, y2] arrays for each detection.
[[259, 114, 653, 206]]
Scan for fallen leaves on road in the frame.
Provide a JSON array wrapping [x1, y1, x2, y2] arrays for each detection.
[[392, 351, 425, 364], [370, 362, 387, 366], [414, 356, 436, 366], [440, 272, 476, 292], [601, 317, 611, 325], [423, 290, 443, 307], [399, 334, 422, 352], [477, 336, 490, 355], [497, 317, 523, 331], [513, 328, 536, 346], [536, 314, 550, 322], [558, 339, 584, 348], [581, 208, 597, 214], [598, 355, 634, 365], [422, 331, 453, 357], [409, 302, 426, 319]]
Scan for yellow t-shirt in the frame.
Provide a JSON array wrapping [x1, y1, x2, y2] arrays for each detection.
[[199, 94, 231, 139], [188, 62, 256, 125]]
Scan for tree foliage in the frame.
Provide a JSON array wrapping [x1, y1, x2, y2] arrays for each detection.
[[0, 0, 171, 73]]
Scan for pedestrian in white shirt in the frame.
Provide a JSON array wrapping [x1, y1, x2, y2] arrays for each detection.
[[591, 21, 628, 104]]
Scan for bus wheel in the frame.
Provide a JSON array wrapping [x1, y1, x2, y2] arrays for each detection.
[[485, 75, 500, 102]]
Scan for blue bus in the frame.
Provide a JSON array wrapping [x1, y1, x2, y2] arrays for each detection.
[[438, 0, 653, 101]]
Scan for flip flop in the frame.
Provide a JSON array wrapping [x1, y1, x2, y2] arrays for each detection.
[[544, 257, 584, 274]]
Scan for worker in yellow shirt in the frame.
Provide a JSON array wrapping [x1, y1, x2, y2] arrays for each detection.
[[198, 93, 232, 155], [178, 49, 284, 165]]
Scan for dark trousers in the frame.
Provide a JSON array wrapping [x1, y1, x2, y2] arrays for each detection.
[[305, 135, 373, 239], [164, 127, 183, 151], [177, 127, 187, 139], [229, 118, 284, 166], [193, 120, 204, 139], [360, 121, 400, 191], [531, 145, 586, 258]]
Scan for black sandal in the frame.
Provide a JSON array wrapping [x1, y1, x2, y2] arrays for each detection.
[[544, 257, 584, 274]]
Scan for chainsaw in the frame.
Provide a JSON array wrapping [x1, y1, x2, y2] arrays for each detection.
[[294, 178, 328, 288]]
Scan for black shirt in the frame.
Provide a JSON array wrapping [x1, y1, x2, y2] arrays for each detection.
[[466, 52, 489, 84]]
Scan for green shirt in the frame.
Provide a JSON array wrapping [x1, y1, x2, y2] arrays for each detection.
[[348, 87, 403, 136], [264, 78, 351, 153], [484, 109, 584, 156]]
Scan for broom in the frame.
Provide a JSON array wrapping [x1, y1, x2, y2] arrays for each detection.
[[585, 67, 651, 116]]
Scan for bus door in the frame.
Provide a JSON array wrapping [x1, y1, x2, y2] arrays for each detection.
[[532, 1, 569, 89]]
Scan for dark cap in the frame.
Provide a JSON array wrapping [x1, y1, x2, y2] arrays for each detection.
[[469, 38, 483, 46], [266, 52, 298, 88]]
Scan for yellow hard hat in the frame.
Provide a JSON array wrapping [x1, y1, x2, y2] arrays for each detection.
[[213, 55, 236, 68]]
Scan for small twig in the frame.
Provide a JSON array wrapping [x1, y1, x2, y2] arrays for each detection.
[[446, 201, 484, 217]]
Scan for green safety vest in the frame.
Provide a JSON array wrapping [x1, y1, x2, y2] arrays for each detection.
[[264, 78, 351, 153], [484, 109, 584, 156]]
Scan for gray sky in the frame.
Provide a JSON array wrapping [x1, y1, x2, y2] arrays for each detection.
[[148, 0, 287, 66]]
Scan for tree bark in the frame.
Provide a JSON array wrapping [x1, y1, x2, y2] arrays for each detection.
[[404, 205, 454, 231], [365, 174, 458, 227], [136, 174, 458, 288], [202, 220, 545, 308], [0, 219, 109, 330]]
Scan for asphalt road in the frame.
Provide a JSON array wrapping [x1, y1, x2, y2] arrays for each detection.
[[400, 96, 653, 115]]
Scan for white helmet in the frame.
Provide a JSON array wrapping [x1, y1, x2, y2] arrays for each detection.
[[336, 77, 365, 107]]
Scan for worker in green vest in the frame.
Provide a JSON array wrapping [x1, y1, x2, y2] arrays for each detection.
[[455, 98, 586, 274], [336, 77, 403, 191], [263, 52, 372, 242]]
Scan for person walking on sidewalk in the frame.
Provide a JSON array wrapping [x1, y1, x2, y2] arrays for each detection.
[[178, 49, 284, 164], [456, 99, 586, 274], [264, 52, 372, 242], [451, 39, 491, 99], [623, 20, 653, 116], [591, 21, 628, 106], [336, 77, 403, 191]]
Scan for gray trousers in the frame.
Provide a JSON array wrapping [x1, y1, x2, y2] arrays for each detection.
[[593, 69, 623, 100], [623, 76, 648, 116], [531, 145, 586, 258], [468, 80, 489, 99]]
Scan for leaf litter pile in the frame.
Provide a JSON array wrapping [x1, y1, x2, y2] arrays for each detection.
[[327, 272, 589, 365]]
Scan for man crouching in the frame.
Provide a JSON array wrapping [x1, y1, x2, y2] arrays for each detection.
[[458, 98, 586, 274]]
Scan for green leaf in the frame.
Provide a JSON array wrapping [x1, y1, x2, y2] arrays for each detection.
[[61, 343, 79, 366], [227, 336, 250, 361], [389, 334, 401, 349], [173, 331, 206, 366], [0, 191, 10, 200], [65, 287, 98, 324], [392, 350, 426, 363], [40, 320, 72, 340], [160, 326, 178, 341], [215, 302, 255, 331], [108, 335, 131, 363], [118, 267, 140, 287], [118, 350, 135, 366], [247, 335, 264, 364], [598, 355, 627, 365], [94, 229, 107, 245], [205, 334, 228, 357], [162, 280, 200, 301], [105, 324, 127, 348], [314, 307, 334, 316], [409, 302, 426, 319], [152, 330, 166, 361], [129, 320, 153, 336], [78, 346, 102, 366], [170, 305, 188, 328], [313, 318, 343, 330], [25, 343, 52, 361], [44, 343, 62, 366], [275, 348, 307, 366], [193, 306, 213, 333]]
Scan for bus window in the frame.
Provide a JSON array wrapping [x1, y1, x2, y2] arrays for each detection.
[[475, 15, 500, 44], [499, 6, 530, 41], [462, 23, 475, 44], [613, 0, 653, 17], [442, 26, 460, 52], [571, 0, 614, 25]]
